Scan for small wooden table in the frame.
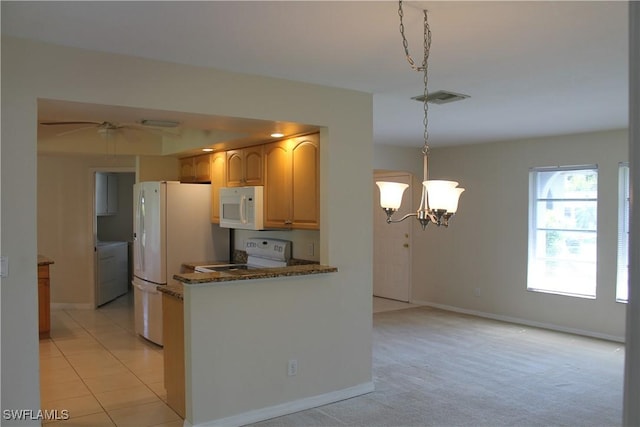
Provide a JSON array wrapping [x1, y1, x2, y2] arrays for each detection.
[[38, 255, 54, 339]]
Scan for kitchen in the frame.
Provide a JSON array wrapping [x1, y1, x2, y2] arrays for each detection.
[[35, 99, 326, 311], [130, 132, 324, 347], [33, 98, 356, 427]]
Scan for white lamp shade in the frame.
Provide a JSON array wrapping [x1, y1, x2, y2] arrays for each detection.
[[443, 187, 465, 213], [423, 180, 463, 212], [376, 181, 409, 210]]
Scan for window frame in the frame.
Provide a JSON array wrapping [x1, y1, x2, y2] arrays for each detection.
[[527, 165, 599, 299], [616, 163, 629, 303]]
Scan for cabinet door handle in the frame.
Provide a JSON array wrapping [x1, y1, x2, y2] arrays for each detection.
[[403, 243, 409, 248]]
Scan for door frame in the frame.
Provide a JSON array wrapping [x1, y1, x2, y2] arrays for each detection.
[[90, 166, 136, 308], [373, 170, 413, 302]]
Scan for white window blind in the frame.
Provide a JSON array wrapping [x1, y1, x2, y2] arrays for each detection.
[[617, 163, 629, 303]]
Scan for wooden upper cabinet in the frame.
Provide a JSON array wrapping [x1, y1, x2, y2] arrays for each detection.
[[179, 134, 318, 229], [180, 155, 211, 183], [210, 151, 226, 223], [264, 133, 319, 230], [226, 150, 243, 186], [244, 146, 263, 186], [179, 157, 196, 182], [194, 155, 211, 182], [226, 146, 263, 187], [291, 136, 320, 229], [264, 141, 292, 227]]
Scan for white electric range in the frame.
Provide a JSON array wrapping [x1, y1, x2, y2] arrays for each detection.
[[195, 238, 292, 272]]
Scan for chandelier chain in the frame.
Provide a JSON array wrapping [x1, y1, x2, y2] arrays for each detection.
[[398, 1, 422, 72], [398, 1, 431, 155], [422, 9, 431, 156]]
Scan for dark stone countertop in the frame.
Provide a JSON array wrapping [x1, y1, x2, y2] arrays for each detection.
[[181, 257, 318, 271], [173, 264, 338, 287], [158, 283, 184, 300]]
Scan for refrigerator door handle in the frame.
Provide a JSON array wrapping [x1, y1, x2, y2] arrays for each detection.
[[138, 188, 146, 273]]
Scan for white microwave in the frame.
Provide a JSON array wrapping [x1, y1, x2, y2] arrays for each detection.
[[219, 186, 264, 230]]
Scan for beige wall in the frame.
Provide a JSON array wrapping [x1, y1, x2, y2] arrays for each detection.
[[373, 144, 422, 177], [184, 271, 373, 424], [376, 129, 628, 340], [2, 36, 372, 424], [37, 154, 136, 306], [136, 155, 179, 182]]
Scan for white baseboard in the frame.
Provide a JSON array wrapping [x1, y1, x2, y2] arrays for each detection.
[[411, 299, 625, 343], [50, 303, 94, 310], [186, 381, 375, 427]]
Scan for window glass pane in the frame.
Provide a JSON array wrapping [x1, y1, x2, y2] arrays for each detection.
[[528, 166, 598, 298], [535, 200, 597, 231], [535, 169, 598, 199], [534, 230, 596, 261]]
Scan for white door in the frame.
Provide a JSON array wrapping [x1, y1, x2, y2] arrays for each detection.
[[373, 172, 412, 302]]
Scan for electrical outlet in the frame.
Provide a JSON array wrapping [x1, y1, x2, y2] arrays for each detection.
[[307, 243, 315, 257], [287, 359, 298, 376], [474, 287, 481, 297]]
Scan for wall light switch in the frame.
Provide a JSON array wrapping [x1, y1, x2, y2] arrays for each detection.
[[288, 359, 298, 376], [0, 256, 8, 278]]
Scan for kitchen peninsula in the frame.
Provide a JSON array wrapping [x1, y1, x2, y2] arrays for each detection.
[[160, 264, 339, 425]]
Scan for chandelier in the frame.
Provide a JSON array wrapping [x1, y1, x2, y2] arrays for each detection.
[[376, 1, 464, 230]]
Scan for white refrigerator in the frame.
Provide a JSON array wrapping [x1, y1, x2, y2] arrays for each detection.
[[132, 181, 229, 345]]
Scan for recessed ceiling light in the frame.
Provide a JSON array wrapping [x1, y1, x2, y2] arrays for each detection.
[[270, 132, 284, 138], [202, 148, 214, 152]]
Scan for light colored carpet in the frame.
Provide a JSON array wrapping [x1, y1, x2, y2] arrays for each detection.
[[250, 306, 624, 427]]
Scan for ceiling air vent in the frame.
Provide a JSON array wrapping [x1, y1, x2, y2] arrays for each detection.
[[412, 90, 470, 105]]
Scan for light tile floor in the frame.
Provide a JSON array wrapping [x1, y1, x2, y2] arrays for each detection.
[[40, 294, 414, 426], [39, 292, 182, 427]]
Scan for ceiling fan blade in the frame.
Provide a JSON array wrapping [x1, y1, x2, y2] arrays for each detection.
[[55, 126, 98, 137], [40, 121, 102, 126]]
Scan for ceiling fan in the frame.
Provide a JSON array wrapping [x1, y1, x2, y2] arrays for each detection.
[[39, 120, 180, 138]]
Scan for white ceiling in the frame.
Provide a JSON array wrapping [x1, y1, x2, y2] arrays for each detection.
[[1, 1, 629, 149]]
